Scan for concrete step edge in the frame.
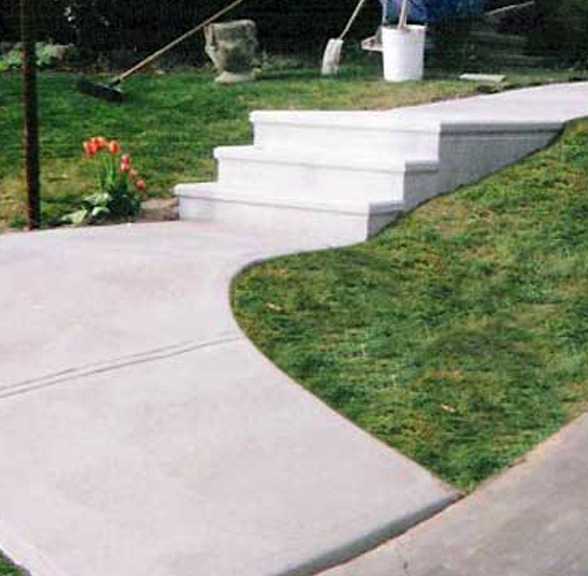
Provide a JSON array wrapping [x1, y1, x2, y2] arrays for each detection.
[[214, 146, 439, 174], [251, 111, 562, 135], [250, 111, 442, 133], [175, 183, 405, 216]]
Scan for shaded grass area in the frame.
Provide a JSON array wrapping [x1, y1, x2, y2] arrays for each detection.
[[0, 555, 19, 576], [0, 58, 582, 229], [233, 121, 588, 492]]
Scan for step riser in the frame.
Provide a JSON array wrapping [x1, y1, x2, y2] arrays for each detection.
[[404, 170, 442, 210], [217, 157, 408, 201], [253, 123, 439, 160], [178, 195, 399, 244]]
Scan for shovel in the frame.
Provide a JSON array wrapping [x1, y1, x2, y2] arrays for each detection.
[[322, 0, 369, 77]]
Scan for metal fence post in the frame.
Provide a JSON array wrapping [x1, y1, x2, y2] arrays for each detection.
[[21, 0, 41, 229]]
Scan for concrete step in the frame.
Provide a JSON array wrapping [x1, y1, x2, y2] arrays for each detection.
[[251, 111, 441, 160], [470, 31, 527, 49], [477, 52, 556, 68], [175, 182, 404, 245], [214, 146, 439, 203]]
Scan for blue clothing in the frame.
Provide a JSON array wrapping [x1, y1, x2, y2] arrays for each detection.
[[378, 0, 487, 23]]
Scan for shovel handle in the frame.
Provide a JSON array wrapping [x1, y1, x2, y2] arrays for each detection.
[[398, 0, 410, 29]]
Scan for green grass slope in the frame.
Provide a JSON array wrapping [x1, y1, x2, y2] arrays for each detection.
[[233, 121, 588, 492]]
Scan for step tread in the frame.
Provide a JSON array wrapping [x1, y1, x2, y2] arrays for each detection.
[[251, 110, 442, 132], [251, 110, 560, 134], [215, 146, 439, 173]]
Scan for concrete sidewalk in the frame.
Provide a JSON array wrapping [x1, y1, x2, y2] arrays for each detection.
[[0, 223, 457, 576], [2, 83, 588, 576], [322, 412, 588, 576]]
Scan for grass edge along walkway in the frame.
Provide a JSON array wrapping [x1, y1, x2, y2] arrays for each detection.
[[0, 553, 20, 576], [232, 120, 588, 493]]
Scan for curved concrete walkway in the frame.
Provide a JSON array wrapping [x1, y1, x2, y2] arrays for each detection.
[[321, 411, 588, 576], [0, 223, 457, 576], [2, 82, 588, 576]]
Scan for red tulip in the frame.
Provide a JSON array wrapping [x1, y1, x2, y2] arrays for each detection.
[[120, 161, 130, 172], [83, 141, 98, 157], [109, 140, 121, 155], [129, 169, 138, 179], [136, 179, 147, 192]]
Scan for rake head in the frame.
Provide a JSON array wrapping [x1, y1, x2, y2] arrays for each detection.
[[77, 76, 124, 103]]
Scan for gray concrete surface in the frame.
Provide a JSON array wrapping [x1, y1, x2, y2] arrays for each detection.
[[321, 412, 588, 576], [0, 223, 457, 576], [3, 83, 588, 576]]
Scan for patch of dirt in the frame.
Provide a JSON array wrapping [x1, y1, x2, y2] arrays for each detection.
[[138, 197, 179, 222]]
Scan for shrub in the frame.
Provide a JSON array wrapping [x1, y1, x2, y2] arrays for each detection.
[[0, 43, 76, 71], [529, 0, 588, 65], [1, 0, 380, 56]]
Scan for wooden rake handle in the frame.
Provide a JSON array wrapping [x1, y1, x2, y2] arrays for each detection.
[[339, 0, 369, 40], [113, 0, 249, 84]]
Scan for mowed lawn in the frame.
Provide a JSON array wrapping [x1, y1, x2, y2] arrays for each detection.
[[233, 120, 588, 492], [1, 62, 587, 570], [0, 60, 580, 229]]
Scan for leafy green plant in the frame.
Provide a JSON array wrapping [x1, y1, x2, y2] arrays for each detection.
[[36, 43, 66, 67], [64, 137, 147, 225], [0, 43, 74, 71], [0, 48, 23, 72], [530, 0, 588, 65]]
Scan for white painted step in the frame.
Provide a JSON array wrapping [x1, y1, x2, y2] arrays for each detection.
[[215, 146, 439, 203], [251, 111, 441, 160], [175, 182, 404, 245]]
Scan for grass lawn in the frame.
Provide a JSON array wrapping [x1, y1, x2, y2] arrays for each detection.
[[233, 120, 588, 492], [0, 60, 586, 571], [0, 57, 583, 230], [0, 555, 19, 576]]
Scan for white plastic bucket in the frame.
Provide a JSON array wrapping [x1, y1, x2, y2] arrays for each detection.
[[382, 25, 426, 82]]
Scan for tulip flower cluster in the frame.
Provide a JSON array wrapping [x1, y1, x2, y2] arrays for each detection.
[[65, 137, 148, 225], [81, 137, 147, 194]]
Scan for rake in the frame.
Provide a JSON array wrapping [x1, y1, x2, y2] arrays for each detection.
[[78, 0, 249, 102]]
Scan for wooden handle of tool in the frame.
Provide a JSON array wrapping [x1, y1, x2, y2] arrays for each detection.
[[339, 0, 369, 40], [398, 0, 409, 29], [113, 0, 249, 84]]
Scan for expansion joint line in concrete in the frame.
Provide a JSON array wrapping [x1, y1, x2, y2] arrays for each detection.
[[0, 334, 244, 401]]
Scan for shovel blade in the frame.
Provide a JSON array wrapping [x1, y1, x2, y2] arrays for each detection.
[[322, 39, 344, 76]]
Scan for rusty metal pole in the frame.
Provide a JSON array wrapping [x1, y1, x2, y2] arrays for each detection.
[[21, 0, 41, 229]]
